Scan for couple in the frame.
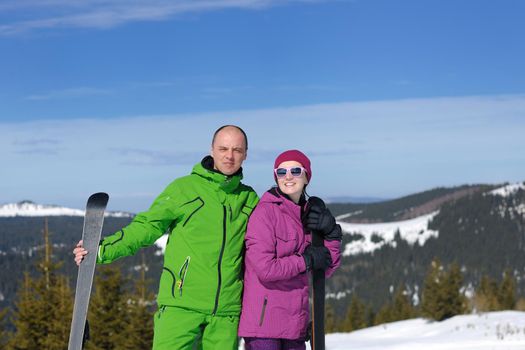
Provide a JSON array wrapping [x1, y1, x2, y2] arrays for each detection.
[[73, 125, 342, 350]]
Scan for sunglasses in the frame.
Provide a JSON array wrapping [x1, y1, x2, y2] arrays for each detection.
[[274, 166, 307, 178]]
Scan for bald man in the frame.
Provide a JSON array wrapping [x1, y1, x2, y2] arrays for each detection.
[[74, 125, 259, 350]]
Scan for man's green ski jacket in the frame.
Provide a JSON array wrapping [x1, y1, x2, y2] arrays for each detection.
[[97, 157, 259, 316]]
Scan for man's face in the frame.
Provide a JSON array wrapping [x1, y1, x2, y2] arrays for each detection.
[[210, 127, 247, 175]]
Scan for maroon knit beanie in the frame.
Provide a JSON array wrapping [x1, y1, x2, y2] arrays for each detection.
[[273, 149, 312, 183]]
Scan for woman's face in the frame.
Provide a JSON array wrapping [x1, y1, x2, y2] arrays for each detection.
[[275, 160, 308, 199]]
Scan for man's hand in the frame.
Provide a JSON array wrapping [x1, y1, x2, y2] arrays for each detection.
[[73, 240, 88, 266]]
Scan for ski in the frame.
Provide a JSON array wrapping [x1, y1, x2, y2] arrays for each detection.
[[68, 192, 109, 350], [309, 197, 326, 350]]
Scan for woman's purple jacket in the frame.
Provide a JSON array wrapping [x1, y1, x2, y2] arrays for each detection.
[[238, 188, 341, 340]]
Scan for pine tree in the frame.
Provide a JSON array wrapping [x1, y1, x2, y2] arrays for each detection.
[[343, 295, 367, 332], [116, 251, 155, 350], [7, 273, 37, 350], [475, 275, 499, 311], [1, 306, 9, 349], [390, 284, 416, 321], [440, 263, 466, 320], [497, 269, 516, 310], [373, 303, 392, 326], [374, 284, 416, 325], [421, 258, 442, 320], [421, 260, 466, 321], [86, 265, 130, 350], [8, 218, 73, 350], [41, 275, 73, 350], [324, 302, 337, 334]]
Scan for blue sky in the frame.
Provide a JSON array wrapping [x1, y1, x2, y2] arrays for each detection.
[[1, 0, 524, 212]]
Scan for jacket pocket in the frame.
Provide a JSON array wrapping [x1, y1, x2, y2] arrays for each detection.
[[161, 267, 177, 299], [275, 230, 299, 257], [258, 296, 268, 326], [181, 197, 205, 227], [176, 256, 191, 296]]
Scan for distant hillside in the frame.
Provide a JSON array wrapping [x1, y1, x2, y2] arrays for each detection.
[[326, 182, 525, 319], [328, 184, 496, 222], [1, 182, 524, 324]]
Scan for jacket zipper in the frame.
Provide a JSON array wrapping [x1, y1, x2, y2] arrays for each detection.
[[212, 205, 228, 315], [258, 297, 268, 326], [177, 256, 191, 296]]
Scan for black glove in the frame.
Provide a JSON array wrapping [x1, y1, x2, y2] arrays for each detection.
[[304, 197, 341, 241], [302, 245, 332, 271]]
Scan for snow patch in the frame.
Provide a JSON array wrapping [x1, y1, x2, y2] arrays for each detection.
[[0, 201, 133, 217], [336, 210, 363, 220], [490, 182, 525, 197], [304, 311, 525, 350], [340, 212, 439, 256]]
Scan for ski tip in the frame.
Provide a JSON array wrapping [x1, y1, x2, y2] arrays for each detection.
[[87, 192, 109, 206]]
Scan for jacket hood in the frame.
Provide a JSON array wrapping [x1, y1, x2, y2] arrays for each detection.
[[191, 156, 243, 193]]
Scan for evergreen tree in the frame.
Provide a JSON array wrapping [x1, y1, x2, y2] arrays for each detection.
[[373, 303, 392, 326], [7, 273, 37, 350], [324, 302, 337, 334], [421, 260, 466, 321], [497, 269, 516, 310], [515, 297, 525, 311], [440, 263, 466, 319], [475, 275, 499, 311], [421, 258, 442, 320], [116, 252, 155, 350], [343, 295, 367, 332], [374, 284, 416, 325], [8, 219, 73, 350], [1, 306, 9, 349], [390, 284, 416, 321], [41, 275, 73, 350], [86, 265, 130, 350]]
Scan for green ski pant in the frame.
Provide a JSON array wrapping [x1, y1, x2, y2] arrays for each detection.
[[153, 305, 239, 350]]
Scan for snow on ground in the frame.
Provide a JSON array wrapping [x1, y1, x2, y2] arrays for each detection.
[[339, 212, 439, 256], [0, 201, 132, 217], [304, 311, 525, 350], [490, 182, 525, 197], [335, 210, 363, 221]]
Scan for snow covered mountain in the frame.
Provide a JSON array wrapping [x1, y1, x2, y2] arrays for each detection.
[[0, 200, 133, 218], [338, 182, 525, 256], [304, 311, 525, 350], [339, 211, 439, 256]]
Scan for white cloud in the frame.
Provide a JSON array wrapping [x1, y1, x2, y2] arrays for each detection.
[[1, 93, 524, 211], [0, 0, 329, 35]]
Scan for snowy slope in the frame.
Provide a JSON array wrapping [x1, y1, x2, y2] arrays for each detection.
[[490, 182, 525, 197], [153, 212, 441, 255], [303, 311, 525, 350], [339, 212, 439, 256], [0, 201, 132, 217]]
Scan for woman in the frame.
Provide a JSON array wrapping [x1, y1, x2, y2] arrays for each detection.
[[238, 150, 342, 350]]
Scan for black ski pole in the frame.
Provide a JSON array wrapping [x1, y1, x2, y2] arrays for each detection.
[[307, 196, 326, 350]]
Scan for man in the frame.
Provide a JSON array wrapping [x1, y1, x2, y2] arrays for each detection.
[[73, 125, 259, 350]]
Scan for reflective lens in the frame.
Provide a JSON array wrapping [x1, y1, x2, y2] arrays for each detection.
[[274, 167, 305, 178], [276, 168, 288, 177]]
